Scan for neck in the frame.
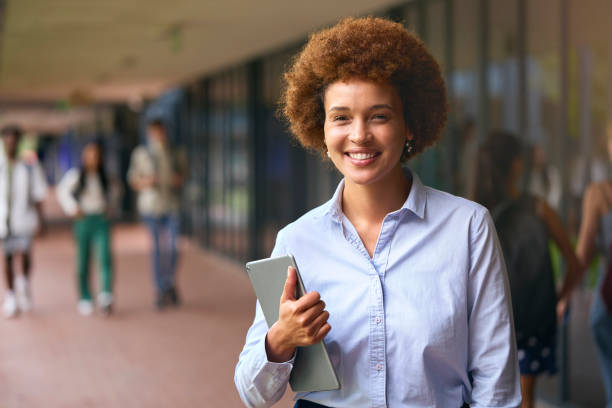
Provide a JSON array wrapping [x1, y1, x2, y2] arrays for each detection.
[[342, 164, 411, 224]]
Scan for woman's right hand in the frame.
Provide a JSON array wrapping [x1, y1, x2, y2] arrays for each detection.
[[265, 267, 331, 363]]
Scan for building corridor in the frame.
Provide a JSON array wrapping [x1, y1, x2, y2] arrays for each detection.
[[0, 224, 293, 407]]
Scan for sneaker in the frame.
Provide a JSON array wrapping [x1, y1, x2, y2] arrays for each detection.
[[77, 299, 94, 316], [155, 292, 169, 310], [97, 292, 113, 316], [3, 292, 18, 318], [15, 275, 32, 312], [167, 287, 181, 307]]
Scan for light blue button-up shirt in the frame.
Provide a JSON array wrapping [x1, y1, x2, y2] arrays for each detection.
[[235, 171, 521, 408]]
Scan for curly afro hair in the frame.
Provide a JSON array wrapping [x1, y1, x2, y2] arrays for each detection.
[[281, 16, 448, 161]]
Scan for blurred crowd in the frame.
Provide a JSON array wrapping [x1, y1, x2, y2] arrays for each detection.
[[0, 118, 187, 319], [462, 120, 612, 406]]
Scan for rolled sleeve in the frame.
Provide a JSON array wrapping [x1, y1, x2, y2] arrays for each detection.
[[234, 302, 295, 408], [235, 230, 294, 408], [467, 209, 521, 408]]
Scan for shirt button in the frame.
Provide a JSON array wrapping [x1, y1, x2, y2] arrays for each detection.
[[375, 316, 381, 324], [376, 363, 383, 371]]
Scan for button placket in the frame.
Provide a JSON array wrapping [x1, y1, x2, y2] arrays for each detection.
[[340, 212, 390, 406], [369, 216, 397, 406], [369, 270, 387, 406]]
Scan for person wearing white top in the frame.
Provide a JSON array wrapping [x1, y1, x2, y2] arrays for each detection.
[[0, 125, 47, 318], [56, 142, 114, 316]]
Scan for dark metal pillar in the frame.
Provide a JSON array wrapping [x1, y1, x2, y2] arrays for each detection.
[[517, 0, 527, 140], [559, 0, 570, 402], [201, 79, 211, 249], [608, 40, 612, 119], [477, 0, 490, 144], [247, 60, 265, 261], [443, 0, 456, 193], [517, 0, 533, 193], [579, 46, 593, 188], [417, 0, 428, 42]]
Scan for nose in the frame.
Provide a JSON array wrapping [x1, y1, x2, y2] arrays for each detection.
[[348, 117, 370, 145]]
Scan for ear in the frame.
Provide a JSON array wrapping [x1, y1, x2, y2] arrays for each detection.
[[405, 127, 414, 141]]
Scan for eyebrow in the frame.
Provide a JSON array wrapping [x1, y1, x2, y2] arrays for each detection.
[[327, 104, 394, 112], [370, 104, 394, 110], [328, 106, 349, 112]]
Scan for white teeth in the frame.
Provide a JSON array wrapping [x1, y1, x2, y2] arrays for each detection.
[[348, 152, 376, 160]]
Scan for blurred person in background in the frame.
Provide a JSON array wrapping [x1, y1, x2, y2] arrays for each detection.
[[0, 125, 47, 318], [56, 141, 114, 316], [528, 144, 562, 211], [573, 120, 612, 407], [128, 118, 187, 310], [236, 17, 520, 408], [474, 131, 581, 408]]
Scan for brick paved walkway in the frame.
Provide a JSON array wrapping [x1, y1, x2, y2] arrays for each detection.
[[0, 225, 293, 408]]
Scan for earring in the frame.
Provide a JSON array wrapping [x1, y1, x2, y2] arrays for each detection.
[[405, 139, 415, 154], [326, 151, 331, 158]]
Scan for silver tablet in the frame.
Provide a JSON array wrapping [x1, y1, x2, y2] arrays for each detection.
[[245, 254, 341, 393]]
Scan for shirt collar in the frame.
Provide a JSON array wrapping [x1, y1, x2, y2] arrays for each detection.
[[321, 169, 427, 222], [402, 170, 426, 219]]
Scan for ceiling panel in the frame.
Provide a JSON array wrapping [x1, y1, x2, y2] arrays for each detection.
[[0, 0, 402, 103]]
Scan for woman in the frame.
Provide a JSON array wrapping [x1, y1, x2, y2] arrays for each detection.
[[575, 121, 612, 407], [473, 132, 581, 408], [235, 17, 521, 407], [57, 142, 114, 316]]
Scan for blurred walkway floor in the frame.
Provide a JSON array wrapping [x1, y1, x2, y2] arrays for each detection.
[[0, 224, 294, 408]]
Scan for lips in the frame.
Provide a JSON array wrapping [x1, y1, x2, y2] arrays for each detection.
[[344, 151, 381, 166]]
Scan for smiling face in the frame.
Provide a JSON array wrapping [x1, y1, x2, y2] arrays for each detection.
[[323, 78, 411, 186]]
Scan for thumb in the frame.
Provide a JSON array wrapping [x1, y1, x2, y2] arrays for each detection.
[[281, 266, 297, 302]]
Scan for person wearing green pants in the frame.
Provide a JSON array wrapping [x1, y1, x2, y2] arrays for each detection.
[[74, 214, 112, 312], [57, 142, 114, 316]]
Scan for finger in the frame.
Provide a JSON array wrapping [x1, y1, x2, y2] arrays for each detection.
[[307, 310, 330, 335], [295, 291, 321, 312], [280, 267, 297, 302], [314, 323, 332, 343], [300, 301, 326, 325]]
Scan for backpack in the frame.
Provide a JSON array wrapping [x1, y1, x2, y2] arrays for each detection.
[[492, 195, 557, 341]]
